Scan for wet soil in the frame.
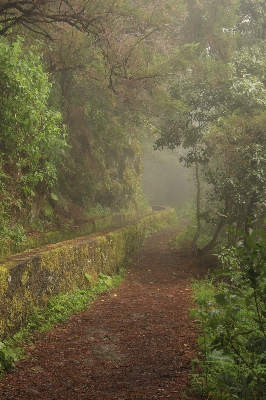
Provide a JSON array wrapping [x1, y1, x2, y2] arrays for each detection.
[[0, 226, 216, 399]]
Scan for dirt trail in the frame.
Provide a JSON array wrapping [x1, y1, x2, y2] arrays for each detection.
[[0, 226, 213, 399]]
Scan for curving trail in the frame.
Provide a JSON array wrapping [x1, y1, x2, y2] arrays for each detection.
[[0, 227, 213, 399]]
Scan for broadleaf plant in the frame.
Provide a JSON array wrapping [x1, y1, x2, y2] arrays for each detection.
[[192, 226, 266, 399]]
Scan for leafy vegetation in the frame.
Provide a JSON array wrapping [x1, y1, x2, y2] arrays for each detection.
[[2, 3, 266, 396], [191, 229, 266, 399], [0, 0, 187, 248], [1, 0, 265, 253], [154, 1, 266, 252], [0, 36, 66, 243]]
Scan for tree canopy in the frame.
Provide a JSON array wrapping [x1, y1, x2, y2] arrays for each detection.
[[153, 0, 266, 251], [0, 35, 66, 243], [0, 1, 117, 37], [1, 0, 266, 253]]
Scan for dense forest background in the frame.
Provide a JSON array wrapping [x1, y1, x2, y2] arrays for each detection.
[[1, 0, 266, 252]]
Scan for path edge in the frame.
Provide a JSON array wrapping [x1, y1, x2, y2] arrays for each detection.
[[0, 208, 176, 339]]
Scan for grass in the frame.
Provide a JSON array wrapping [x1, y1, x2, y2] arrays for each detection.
[[0, 268, 126, 376]]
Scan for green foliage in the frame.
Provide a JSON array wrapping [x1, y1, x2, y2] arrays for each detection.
[[236, 0, 266, 43], [181, 0, 238, 59], [154, 21, 266, 251], [169, 223, 212, 251], [202, 44, 266, 244], [0, 341, 19, 373], [0, 1, 193, 233], [86, 204, 111, 217], [50, 29, 145, 211], [0, 36, 67, 243], [0, 221, 26, 247], [0, 37, 66, 189], [169, 201, 215, 251], [27, 271, 124, 331], [191, 227, 266, 399]]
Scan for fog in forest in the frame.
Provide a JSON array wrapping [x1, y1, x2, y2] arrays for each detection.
[[141, 146, 194, 209]]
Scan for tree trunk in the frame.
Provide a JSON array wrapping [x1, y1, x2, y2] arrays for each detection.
[[200, 216, 226, 254], [192, 158, 202, 245], [199, 199, 230, 255], [244, 191, 258, 247]]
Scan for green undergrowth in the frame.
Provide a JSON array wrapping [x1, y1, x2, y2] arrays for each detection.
[[0, 269, 126, 376], [190, 228, 266, 399], [171, 201, 228, 252], [168, 223, 212, 251], [170, 202, 213, 251]]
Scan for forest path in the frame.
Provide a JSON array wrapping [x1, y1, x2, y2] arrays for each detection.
[[0, 226, 213, 400]]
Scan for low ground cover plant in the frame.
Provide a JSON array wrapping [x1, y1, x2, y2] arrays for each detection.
[[0, 270, 125, 376], [191, 228, 266, 399]]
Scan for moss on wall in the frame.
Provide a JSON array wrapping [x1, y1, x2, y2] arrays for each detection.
[[0, 208, 175, 339], [0, 208, 151, 260]]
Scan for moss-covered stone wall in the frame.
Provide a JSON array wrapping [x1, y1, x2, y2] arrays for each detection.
[[0, 208, 151, 260], [0, 208, 175, 339]]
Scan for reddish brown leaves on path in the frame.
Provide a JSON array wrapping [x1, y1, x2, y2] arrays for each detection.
[[0, 227, 213, 399]]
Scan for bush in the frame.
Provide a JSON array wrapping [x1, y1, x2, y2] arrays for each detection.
[[0, 36, 67, 241], [191, 228, 266, 399]]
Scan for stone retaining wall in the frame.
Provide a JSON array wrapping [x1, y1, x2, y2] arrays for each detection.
[[0, 209, 175, 339], [0, 208, 151, 260]]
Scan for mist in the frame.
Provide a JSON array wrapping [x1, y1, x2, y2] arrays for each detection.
[[141, 145, 194, 209]]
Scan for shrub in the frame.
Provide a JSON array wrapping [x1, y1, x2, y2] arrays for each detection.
[[191, 228, 266, 399]]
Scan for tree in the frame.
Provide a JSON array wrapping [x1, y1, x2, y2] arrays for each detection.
[[203, 43, 266, 248], [0, 1, 118, 38], [37, 0, 188, 212], [0, 36, 67, 237], [154, 56, 230, 245], [236, 0, 266, 42], [153, 1, 266, 252], [180, 0, 238, 60]]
